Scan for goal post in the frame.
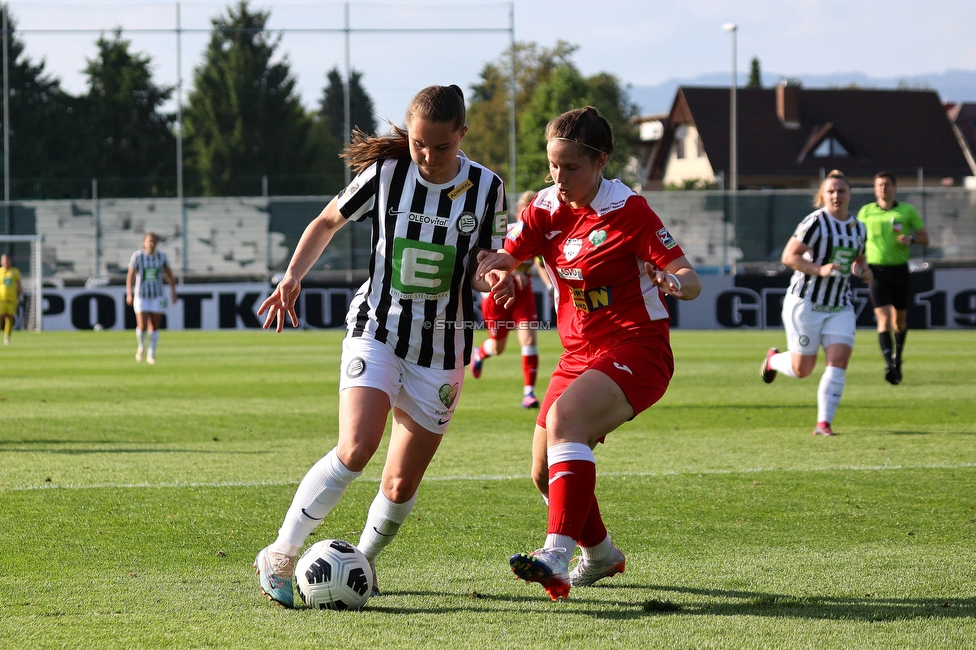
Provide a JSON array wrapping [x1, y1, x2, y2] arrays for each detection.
[[0, 234, 43, 332]]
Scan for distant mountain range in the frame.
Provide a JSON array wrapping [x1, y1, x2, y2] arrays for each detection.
[[629, 69, 976, 116]]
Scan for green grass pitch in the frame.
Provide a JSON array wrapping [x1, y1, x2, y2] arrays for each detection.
[[1, 328, 974, 649]]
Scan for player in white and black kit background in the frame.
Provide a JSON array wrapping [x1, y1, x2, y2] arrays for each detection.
[[125, 232, 177, 364], [760, 170, 873, 436], [253, 85, 511, 608]]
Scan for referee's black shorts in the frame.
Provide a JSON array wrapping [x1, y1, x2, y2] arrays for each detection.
[[868, 263, 911, 310]]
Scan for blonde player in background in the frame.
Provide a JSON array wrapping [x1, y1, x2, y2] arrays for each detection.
[[760, 170, 873, 436], [126, 233, 177, 364], [0, 254, 22, 345]]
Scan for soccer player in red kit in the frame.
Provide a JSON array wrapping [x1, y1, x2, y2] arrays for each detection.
[[478, 106, 701, 600]]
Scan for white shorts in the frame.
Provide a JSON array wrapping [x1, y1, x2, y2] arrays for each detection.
[[134, 296, 168, 314], [338, 337, 465, 435], [781, 293, 855, 356]]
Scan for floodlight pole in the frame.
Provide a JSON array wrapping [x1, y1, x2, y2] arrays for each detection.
[[3, 7, 10, 235], [343, 2, 351, 188], [176, 2, 187, 277], [723, 23, 738, 276], [508, 2, 516, 196]]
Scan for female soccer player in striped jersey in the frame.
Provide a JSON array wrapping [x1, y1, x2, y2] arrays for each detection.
[[478, 106, 702, 601], [125, 232, 177, 364], [760, 170, 873, 436], [253, 85, 510, 608]]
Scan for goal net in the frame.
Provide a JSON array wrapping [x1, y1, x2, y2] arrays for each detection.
[[0, 235, 43, 332]]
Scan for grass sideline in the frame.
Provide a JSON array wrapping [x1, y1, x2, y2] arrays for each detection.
[[1, 328, 974, 649]]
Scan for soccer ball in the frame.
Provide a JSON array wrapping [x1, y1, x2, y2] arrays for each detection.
[[295, 539, 373, 610]]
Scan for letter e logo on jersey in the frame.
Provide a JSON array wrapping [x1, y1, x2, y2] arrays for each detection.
[[656, 227, 677, 250], [829, 246, 857, 274], [391, 238, 457, 299]]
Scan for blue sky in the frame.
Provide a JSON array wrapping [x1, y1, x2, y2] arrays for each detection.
[[10, 0, 976, 121]]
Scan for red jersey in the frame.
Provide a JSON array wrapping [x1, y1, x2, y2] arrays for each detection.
[[505, 180, 684, 355]]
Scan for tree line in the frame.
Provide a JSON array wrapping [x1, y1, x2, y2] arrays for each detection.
[[0, 0, 637, 201]]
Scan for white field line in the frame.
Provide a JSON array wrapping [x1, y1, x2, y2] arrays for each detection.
[[4, 462, 976, 492]]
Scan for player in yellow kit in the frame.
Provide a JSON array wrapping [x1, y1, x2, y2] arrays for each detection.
[[0, 254, 22, 345]]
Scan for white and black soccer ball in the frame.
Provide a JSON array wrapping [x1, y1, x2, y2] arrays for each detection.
[[295, 539, 373, 610]]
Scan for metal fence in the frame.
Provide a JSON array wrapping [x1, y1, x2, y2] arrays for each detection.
[[2, 186, 975, 285]]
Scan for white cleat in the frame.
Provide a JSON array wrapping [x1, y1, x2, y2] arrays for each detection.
[[569, 545, 626, 587]]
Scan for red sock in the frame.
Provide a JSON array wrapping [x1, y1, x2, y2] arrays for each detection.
[[547, 460, 596, 539], [577, 495, 608, 548], [522, 353, 538, 389]]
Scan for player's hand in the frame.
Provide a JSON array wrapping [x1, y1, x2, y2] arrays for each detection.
[[645, 263, 684, 298], [258, 274, 300, 332], [818, 263, 842, 278], [476, 249, 516, 281], [486, 269, 516, 308]]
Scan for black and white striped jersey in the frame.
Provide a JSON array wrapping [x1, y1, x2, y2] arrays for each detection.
[[337, 153, 507, 369], [787, 209, 866, 308], [128, 249, 170, 299]]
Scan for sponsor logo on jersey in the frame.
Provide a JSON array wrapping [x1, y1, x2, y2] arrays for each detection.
[[564, 238, 583, 261], [571, 285, 612, 312], [545, 230, 563, 240], [341, 180, 361, 200], [408, 212, 450, 227], [346, 357, 366, 378], [589, 229, 607, 247], [604, 198, 627, 214], [829, 246, 858, 274], [388, 207, 407, 217], [494, 212, 508, 237], [456, 211, 478, 235], [507, 220, 524, 241], [391, 238, 457, 300], [656, 227, 677, 250], [557, 268, 583, 281], [448, 179, 474, 201], [438, 382, 459, 408]]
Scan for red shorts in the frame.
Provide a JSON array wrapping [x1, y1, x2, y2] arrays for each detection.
[[537, 329, 674, 429], [481, 277, 538, 341]]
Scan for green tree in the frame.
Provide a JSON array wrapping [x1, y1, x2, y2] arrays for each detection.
[[84, 28, 176, 197], [747, 57, 762, 88], [306, 67, 377, 193], [516, 67, 638, 190], [465, 41, 637, 193], [465, 41, 579, 185], [319, 67, 377, 142], [0, 4, 89, 199], [183, 0, 314, 196]]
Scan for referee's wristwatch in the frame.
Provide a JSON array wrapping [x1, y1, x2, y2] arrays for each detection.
[[909, 234, 916, 244]]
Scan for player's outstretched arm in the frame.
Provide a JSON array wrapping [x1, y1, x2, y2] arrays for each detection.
[[258, 197, 347, 332]]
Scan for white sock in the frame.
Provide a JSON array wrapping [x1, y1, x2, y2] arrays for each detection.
[[136, 329, 146, 350], [272, 448, 362, 556], [357, 488, 417, 561], [580, 534, 613, 563], [769, 351, 799, 378], [817, 366, 846, 424], [544, 534, 576, 564], [148, 331, 160, 355]]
